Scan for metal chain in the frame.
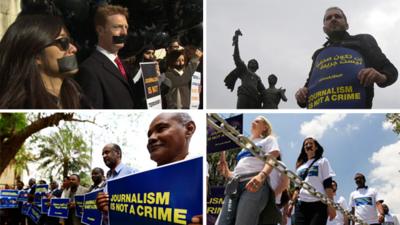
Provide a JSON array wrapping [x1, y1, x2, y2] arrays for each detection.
[[207, 113, 367, 225]]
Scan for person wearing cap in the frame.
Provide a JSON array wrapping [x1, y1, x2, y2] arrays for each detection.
[[349, 173, 384, 225], [290, 137, 336, 225], [215, 116, 281, 225]]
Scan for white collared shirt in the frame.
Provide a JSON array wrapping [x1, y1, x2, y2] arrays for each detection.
[[96, 45, 118, 68]]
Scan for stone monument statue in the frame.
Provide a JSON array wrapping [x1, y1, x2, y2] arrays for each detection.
[[224, 29, 265, 109], [262, 74, 287, 109]]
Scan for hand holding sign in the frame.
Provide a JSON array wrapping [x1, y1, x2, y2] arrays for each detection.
[[188, 215, 202, 225], [357, 68, 387, 87], [96, 192, 109, 212], [295, 87, 309, 105]]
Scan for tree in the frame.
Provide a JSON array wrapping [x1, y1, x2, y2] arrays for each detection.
[[14, 146, 36, 179], [35, 124, 91, 184], [386, 113, 400, 135], [0, 113, 84, 175]]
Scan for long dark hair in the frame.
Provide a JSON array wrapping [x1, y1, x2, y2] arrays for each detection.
[[295, 137, 324, 169], [0, 15, 82, 109]]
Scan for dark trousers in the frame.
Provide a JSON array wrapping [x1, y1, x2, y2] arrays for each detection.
[[294, 201, 327, 225]]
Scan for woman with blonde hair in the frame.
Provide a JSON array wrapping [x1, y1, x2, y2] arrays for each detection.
[[216, 116, 281, 225]]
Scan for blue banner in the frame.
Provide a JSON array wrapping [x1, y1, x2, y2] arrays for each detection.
[[75, 195, 85, 218], [29, 204, 41, 224], [0, 189, 19, 208], [48, 198, 69, 219], [21, 202, 31, 215], [307, 46, 366, 109], [207, 114, 243, 153], [41, 197, 50, 214], [108, 157, 203, 225], [34, 184, 48, 206], [17, 190, 28, 202], [82, 189, 103, 225], [207, 186, 225, 225]]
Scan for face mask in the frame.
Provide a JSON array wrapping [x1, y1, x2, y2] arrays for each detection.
[[57, 55, 78, 73], [112, 35, 128, 44]]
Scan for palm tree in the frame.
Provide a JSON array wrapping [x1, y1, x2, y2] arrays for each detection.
[[36, 124, 91, 181], [14, 146, 36, 180]]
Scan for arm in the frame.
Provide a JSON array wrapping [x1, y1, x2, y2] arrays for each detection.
[[287, 189, 299, 217], [245, 150, 280, 192], [217, 151, 233, 179], [280, 88, 288, 102], [325, 186, 336, 220], [232, 29, 247, 72], [275, 173, 289, 198], [358, 34, 398, 87], [376, 200, 384, 223]]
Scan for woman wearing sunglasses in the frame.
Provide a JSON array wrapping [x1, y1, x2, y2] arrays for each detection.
[[216, 116, 281, 225], [289, 137, 336, 225], [0, 14, 86, 109]]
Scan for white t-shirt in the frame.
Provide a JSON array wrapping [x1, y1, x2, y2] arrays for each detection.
[[233, 136, 280, 176], [297, 157, 335, 202], [269, 161, 287, 204], [384, 214, 400, 225], [327, 195, 349, 225], [349, 187, 382, 225]]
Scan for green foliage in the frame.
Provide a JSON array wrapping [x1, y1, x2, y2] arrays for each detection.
[[386, 113, 400, 135], [35, 124, 92, 182], [0, 113, 27, 134], [14, 147, 36, 178], [207, 148, 240, 187]]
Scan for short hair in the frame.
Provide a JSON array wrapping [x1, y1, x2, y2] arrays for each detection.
[[166, 49, 185, 68], [256, 116, 273, 138], [110, 143, 122, 158], [171, 113, 193, 125], [70, 174, 80, 181], [324, 7, 347, 23], [92, 167, 105, 176], [94, 4, 129, 27]]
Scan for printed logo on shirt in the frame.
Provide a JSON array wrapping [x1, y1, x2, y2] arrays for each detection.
[[354, 197, 373, 206], [297, 165, 319, 179], [236, 144, 262, 161], [308, 165, 319, 176]]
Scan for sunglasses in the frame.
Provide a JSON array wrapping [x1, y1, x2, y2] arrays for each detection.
[[44, 37, 72, 51]]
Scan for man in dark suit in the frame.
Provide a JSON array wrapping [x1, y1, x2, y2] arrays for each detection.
[[76, 5, 136, 109]]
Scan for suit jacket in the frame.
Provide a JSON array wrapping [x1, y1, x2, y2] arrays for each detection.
[[76, 50, 136, 109]]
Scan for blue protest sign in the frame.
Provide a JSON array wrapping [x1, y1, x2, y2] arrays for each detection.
[[34, 184, 48, 206], [21, 202, 31, 216], [0, 189, 19, 208], [307, 46, 366, 108], [17, 190, 28, 202], [107, 157, 202, 225], [29, 204, 41, 224], [48, 198, 69, 219], [207, 114, 243, 153], [41, 197, 50, 214], [207, 186, 225, 225], [82, 189, 103, 225], [75, 195, 84, 217]]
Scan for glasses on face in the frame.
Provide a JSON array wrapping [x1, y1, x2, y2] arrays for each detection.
[[44, 37, 72, 51]]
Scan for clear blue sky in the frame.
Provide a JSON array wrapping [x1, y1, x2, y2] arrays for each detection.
[[215, 113, 400, 214]]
